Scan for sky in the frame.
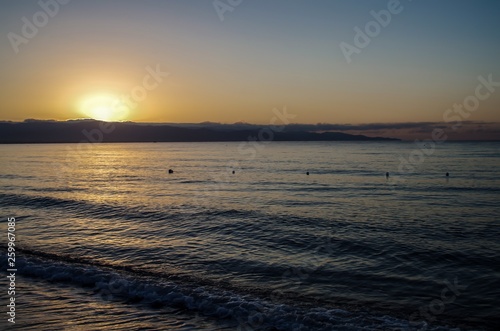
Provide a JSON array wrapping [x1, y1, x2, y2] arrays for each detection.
[[1, 0, 499, 128]]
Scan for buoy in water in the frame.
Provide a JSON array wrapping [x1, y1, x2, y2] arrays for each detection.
[[168, 169, 174, 174]]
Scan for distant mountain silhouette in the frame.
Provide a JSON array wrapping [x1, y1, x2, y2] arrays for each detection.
[[0, 120, 399, 143]]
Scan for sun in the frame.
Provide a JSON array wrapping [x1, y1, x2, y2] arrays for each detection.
[[79, 94, 129, 122]]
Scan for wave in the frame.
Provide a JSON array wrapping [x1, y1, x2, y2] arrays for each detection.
[[0, 247, 454, 331], [1, 192, 496, 330], [0, 192, 256, 220]]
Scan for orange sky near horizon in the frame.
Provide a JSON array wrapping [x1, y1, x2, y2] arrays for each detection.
[[1, 1, 499, 126]]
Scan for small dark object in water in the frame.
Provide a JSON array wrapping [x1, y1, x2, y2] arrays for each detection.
[[232, 171, 235, 174], [446, 172, 449, 177], [386, 172, 389, 178], [306, 172, 309, 175], [168, 169, 174, 174]]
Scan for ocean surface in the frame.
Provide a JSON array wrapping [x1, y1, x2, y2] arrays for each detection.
[[1, 141, 499, 331]]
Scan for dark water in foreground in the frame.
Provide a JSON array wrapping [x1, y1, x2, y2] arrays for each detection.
[[1, 142, 499, 330]]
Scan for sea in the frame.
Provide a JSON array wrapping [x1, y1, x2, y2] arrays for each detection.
[[1, 141, 499, 331]]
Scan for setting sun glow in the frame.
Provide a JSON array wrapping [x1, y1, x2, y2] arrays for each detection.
[[79, 94, 128, 122]]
